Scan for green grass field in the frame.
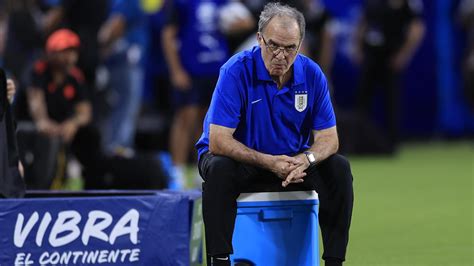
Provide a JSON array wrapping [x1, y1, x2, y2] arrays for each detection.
[[63, 141, 473, 265], [340, 141, 473, 266]]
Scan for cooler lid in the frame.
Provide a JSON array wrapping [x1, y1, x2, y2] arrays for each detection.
[[237, 190, 318, 202]]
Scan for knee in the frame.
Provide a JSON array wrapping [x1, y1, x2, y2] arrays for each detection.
[[203, 155, 238, 183], [324, 154, 354, 186]]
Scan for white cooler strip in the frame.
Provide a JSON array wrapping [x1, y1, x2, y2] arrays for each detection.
[[237, 191, 318, 202]]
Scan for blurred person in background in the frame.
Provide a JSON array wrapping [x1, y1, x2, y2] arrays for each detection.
[[353, 0, 425, 153], [217, 0, 256, 53], [41, 0, 108, 99], [2, 0, 47, 81], [146, 0, 172, 119], [26, 29, 91, 151], [98, 0, 149, 157], [0, 71, 25, 198], [162, 0, 230, 189], [298, 0, 335, 77], [458, 0, 474, 111], [21, 29, 92, 188], [0, 0, 7, 67]]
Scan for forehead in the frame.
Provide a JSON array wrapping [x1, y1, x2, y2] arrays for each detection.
[[263, 16, 300, 45]]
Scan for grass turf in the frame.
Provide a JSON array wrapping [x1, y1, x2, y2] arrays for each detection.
[[61, 141, 473, 265], [340, 141, 473, 266]]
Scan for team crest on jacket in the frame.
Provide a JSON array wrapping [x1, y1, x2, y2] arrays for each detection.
[[295, 91, 308, 112]]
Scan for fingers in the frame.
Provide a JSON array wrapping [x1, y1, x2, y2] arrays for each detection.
[[6, 79, 15, 103], [287, 156, 301, 165], [6, 79, 14, 89], [278, 155, 302, 166], [282, 168, 306, 187], [281, 162, 298, 172]]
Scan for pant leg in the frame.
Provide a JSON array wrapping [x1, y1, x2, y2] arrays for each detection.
[[356, 55, 380, 116], [103, 62, 142, 152], [199, 153, 263, 256], [303, 154, 354, 262], [382, 69, 401, 151], [200, 152, 354, 261], [70, 126, 108, 189]]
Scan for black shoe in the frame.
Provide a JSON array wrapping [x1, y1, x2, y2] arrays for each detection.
[[325, 258, 343, 266]]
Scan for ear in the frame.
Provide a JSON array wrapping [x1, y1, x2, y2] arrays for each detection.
[[256, 32, 265, 48]]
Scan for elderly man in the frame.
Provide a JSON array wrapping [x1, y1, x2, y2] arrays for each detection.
[[196, 3, 354, 266]]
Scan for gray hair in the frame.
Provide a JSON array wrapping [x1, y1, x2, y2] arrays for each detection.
[[258, 2, 306, 41]]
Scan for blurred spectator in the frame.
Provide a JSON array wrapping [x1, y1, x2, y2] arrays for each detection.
[[21, 29, 92, 188], [2, 0, 46, 80], [458, 0, 474, 110], [353, 0, 425, 153], [0, 1, 7, 66], [0, 70, 25, 198], [27, 29, 91, 145], [42, 0, 108, 96], [218, 0, 256, 53], [162, 0, 230, 189], [299, 0, 335, 76], [146, 0, 172, 116], [98, 0, 149, 156], [19, 28, 166, 190]]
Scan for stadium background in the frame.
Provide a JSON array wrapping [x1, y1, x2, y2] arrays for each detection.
[[324, 2, 472, 264], [0, 0, 472, 265]]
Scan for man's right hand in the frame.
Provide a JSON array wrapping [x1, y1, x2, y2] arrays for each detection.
[[171, 69, 191, 91], [269, 155, 302, 180], [37, 119, 60, 137]]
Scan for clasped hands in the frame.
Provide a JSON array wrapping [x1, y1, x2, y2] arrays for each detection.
[[271, 154, 310, 187], [37, 119, 79, 143]]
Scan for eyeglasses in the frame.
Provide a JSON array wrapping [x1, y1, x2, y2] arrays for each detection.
[[261, 35, 300, 56]]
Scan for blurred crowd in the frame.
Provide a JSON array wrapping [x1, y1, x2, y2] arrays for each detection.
[[0, 0, 469, 192]]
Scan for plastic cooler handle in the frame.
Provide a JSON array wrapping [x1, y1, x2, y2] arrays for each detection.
[[259, 209, 293, 221]]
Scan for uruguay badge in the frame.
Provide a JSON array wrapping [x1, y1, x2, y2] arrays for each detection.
[[295, 91, 308, 112]]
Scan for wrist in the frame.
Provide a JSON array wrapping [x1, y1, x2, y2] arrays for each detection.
[[171, 66, 185, 75], [72, 116, 82, 126], [259, 153, 273, 169], [303, 151, 317, 166], [65, 117, 81, 127], [36, 117, 51, 125]]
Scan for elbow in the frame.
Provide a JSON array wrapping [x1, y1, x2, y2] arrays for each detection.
[[331, 133, 340, 155], [333, 140, 339, 155], [208, 133, 226, 155], [208, 143, 217, 154], [208, 138, 221, 155]]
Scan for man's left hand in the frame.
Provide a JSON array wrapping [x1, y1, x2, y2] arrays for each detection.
[[282, 154, 310, 187]]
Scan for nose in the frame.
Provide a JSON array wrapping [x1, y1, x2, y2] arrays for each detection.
[[274, 50, 286, 60]]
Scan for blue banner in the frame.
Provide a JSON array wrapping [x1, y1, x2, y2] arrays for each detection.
[[0, 191, 201, 266]]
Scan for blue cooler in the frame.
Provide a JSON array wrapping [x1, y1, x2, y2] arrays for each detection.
[[231, 191, 319, 266]]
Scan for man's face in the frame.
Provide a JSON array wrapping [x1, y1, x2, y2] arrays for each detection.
[[49, 49, 79, 70], [258, 17, 301, 78]]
